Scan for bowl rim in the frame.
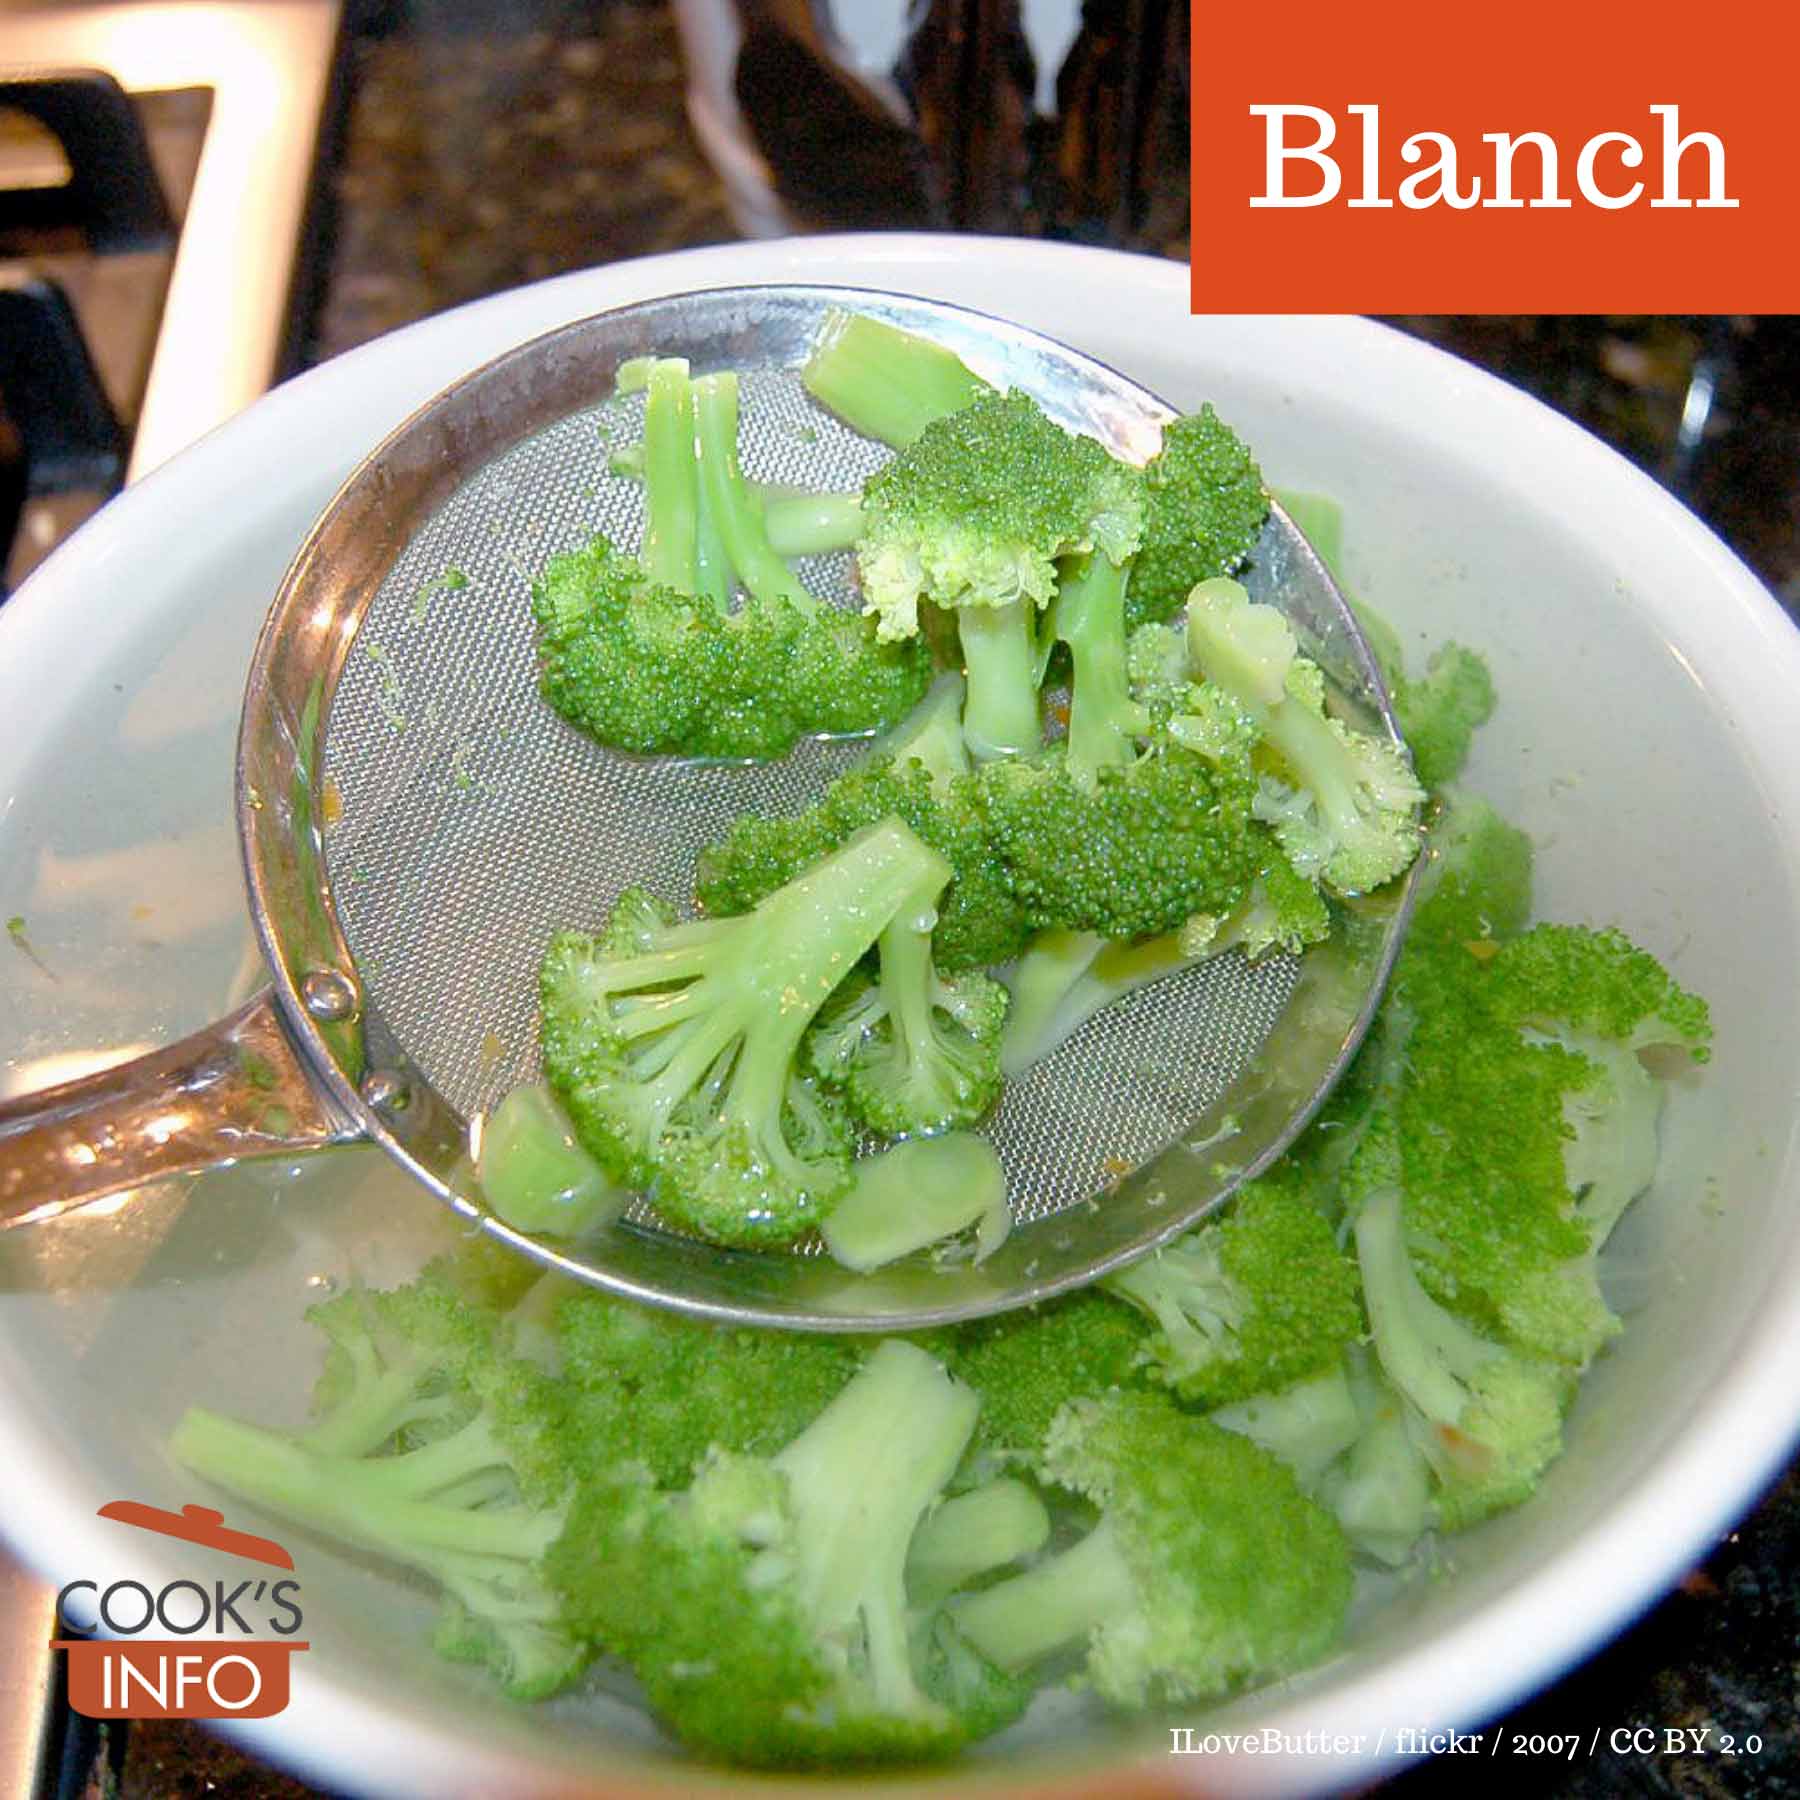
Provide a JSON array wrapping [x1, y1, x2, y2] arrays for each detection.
[[3, 232, 1799, 1798]]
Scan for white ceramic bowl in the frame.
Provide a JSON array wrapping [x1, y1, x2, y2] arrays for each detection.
[[2, 238, 1797, 1798]]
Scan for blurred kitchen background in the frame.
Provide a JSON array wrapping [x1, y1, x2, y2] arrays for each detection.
[[0, 0, 1795, 1793]]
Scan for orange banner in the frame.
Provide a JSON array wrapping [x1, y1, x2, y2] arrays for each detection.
[[1189, 0, 1800, 311], [53, 1639, 307, 1720]]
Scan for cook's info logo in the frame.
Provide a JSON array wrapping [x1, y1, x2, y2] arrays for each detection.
[[51, 1502, 307, 1720]]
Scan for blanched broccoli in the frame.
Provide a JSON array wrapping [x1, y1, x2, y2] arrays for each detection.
[[1390, 920, 1710, 1367], [1128, 405, 1270, 632], [974, 735, 1261, 940], [820, 1133, 1011, 1273], [539, 818, 947, 1247], [1105, 1175, 1363, 1409], [951, 1392, 1352, 1708], [171, 1277, 588, 1700], [1350, 1160, 1571, 1531], [857, 389, 1145, 760], [531, 535, 929, 761], [696, 679, 1029, 973], [931, 1288, 1150, 1458], [1045, 550, 1149, 784], [1182, 577, 1424, 894], [801, 309, 991, 448], [549, 1340, 990, 1766], [998, 838, 1327, 1078], [804, 894, 1009, 1139], [554, 1289, 864, 1484]]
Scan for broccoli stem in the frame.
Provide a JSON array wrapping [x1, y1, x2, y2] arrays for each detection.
[[870, 672, 970, 786], [1052, 553, 1148, 785], [952, 1514, 1137, 1673], [1210, 1364, 1362, 1489], [773, 1340, 979, 1714], [906, 1479, 1050, 1610], [1353, 1185, 1496, 1427], [1001, 928, 1198, 1078], [641, 358, 701, 594], [819, 1132, 1007, 1273], [476, 1084, 623, 1239], [958, 600, 1043, 762], [801, 310, 989, 448], [171, 1408, 562, 1566], [761, 489, 865, 557], [692, 372, 818, 612], [693, 470, 735, 610]]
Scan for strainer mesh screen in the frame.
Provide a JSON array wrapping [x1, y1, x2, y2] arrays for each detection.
[[323, 370, 1296, 1236]]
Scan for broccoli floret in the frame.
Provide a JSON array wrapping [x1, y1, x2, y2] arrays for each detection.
[[1182, 577, 1424, 894], [998, 836, 1326, 1078], [1390, 919, 1710, 1368], [951, 1392, 1352, 1708], [1105, 1175, 1363, 1409], [539, 818, 947, 1247], [553, 1289, 865, 1484], [1351, 1171, 1571, 1531], [906, 1478, 1051, 1610], [1394, 646, 1496, 789], [171, 1278, 587, 1700], [804, 870, 1009, 1137], [550, 1340, 991, 1767], [801, 309, 991, 448], [857, 389, 1145, 760], [696, 683, 1028, 972], [531, 536, 929, 761], [974, 737, 1260, 940], [928, 1288, 1151, 1458], [1128, 406, 1269, 632]]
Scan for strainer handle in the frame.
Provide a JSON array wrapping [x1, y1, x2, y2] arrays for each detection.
[[0, 990, 359, 1227]]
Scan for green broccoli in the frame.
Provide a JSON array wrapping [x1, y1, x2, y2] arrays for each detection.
[[1105, 1174, 1363, 1409], [553, 1289, 865, 1484], [531, 535, 929, 761], [951, 1392, 1352, 1708], [973, 735, 1261, 940], [538, 817, 947, 1247], [997, 840, 1327, 1078], [803, 894, 1009, 1139], [1313, 1346, 1437, 1566], [1182, 577, 1424, 894], [170, 1277, 588, 1700], [857, 388, 1145, 760], [695, 679, 1029, 973], [820, 1133, 1011, 1273], [1045, 549, 1150, 784], [1128, 405, 1270, 632], [1208, 1360, 1365, 1492], [1350, 1163, 1571, 1531], [801, 309, 991, 448], [930, 1288, 1151, 1458], [548, 1340, 992, 1767]]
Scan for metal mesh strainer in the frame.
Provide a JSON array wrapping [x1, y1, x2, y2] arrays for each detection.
[[0, 286, 1413, 1329]]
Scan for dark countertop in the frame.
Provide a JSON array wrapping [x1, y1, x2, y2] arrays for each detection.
[[126, 2, 1800, 1792]]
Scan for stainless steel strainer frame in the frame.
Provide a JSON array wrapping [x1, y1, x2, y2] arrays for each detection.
[[0, 284, 1415, 1329]]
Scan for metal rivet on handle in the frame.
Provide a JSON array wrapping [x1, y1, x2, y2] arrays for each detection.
[[300, 970, 358, 1022], [360, 1070, 409, 1114]]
